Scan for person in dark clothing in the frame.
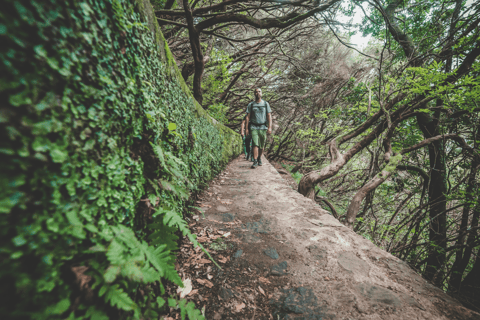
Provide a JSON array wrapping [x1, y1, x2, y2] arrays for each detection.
[[245, 88, 272, 168], [240, 114, 253, 161]]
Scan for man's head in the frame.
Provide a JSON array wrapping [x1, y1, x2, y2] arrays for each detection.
[[254, 88, 262, 100]]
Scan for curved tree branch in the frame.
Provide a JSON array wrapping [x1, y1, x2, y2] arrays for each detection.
[[195, 0, 342, 31]]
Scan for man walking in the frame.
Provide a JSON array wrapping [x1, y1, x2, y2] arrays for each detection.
[[245, 88, 272, 168], [240, 114, 253, 161]]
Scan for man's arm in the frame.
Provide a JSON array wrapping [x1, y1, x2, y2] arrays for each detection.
[[240, 119, 245, 136], [267, 113, 272, 134]]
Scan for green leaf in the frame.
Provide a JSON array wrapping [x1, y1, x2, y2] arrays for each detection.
[[105, 285, 137, 311], [50, 148, 68, 163], [106, 240, 126, 265], [104, 265, 121, 283], [12, 235, 27, 246], [157, 297, 166, 308], [168, 123, 177, 131], [52, 298, 70, 314]]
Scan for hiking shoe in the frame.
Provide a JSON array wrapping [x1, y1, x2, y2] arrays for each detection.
[[257, 158, 263, 166], [251, 160, 258, 169]]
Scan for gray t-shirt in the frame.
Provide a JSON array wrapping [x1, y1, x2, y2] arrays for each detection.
[[246, 100, 271, 130]]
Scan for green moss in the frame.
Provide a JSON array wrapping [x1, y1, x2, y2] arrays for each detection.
[[134, 0, 241, 152], [1, 0, 239, 317]]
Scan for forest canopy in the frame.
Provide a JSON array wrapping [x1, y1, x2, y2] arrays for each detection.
[[156, 0, 480, 311]]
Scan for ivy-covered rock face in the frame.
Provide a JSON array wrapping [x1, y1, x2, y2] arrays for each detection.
[[0, 0, 240, 318]]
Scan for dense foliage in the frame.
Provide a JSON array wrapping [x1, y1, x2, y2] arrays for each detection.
[[0, 0, 240, 318]]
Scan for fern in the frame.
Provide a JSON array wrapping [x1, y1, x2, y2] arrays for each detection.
[[160, 180, 189, 199], [106, 239, 126, 265], [150, 142, 170, 175], [105, 284, 137, 311], [104, 265, 121, 283], [159, 209, 220, 269], [183, 300, 205, 320], [144, 243, 182, 285], [169, 298, 205, 320]]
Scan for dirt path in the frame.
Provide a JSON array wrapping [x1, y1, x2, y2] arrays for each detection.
[[174, 155, 480, 320]]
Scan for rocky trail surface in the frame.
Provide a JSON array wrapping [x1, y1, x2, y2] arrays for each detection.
[[169, 156, 480, 320]]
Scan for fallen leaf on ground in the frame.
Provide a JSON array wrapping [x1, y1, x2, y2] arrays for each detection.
[[199, 204, 211, 208], [71, 266, 92, 290], [258, 286, 266, 296], [177, 279, 192, 298], [259, 277, 271, 284], [223, 232, 231, 238], [197, 259, 212, 264], [207, 274, 213, 280], [324, 277, 330, 281], [235, 302, 245, 312], [196, 278, 214, 288], [188, 289, 198, 296], [196, 236, 210, 243], [218, 256, 228, 263]]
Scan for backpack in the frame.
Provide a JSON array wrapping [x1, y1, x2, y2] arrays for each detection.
[[249, 100, 270, 127]]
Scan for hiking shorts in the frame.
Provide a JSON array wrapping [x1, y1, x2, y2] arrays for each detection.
[[251, 129, 267, 149]]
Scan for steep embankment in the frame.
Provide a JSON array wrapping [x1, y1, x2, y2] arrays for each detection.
[[1, 0, 240, 318], [178, 155, 480, 320]]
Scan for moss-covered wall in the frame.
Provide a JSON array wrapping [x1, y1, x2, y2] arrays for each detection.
[[0, 0, 240, 318], [135, 0, 241, 164]]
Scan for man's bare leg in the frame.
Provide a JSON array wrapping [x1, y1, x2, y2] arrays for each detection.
[[253, 146, 259, 159], [258, 148, 263, 160], [251, 146, 259, 168]]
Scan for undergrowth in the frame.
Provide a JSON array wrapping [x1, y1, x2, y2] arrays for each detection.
[[0, 0, 239, 318]]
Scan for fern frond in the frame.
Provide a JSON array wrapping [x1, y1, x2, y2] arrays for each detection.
[[184, 300, 205, 320], [106, 240, 126, 265], [138, 241, 182, 286], [104, 284, 137, 311], [160, 210, 220, 269], [150, 142, 171, 174], [169, 298, 205, 320]]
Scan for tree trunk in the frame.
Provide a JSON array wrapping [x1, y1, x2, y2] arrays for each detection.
[[344, 153, 403, 229], [298, 140, 346, 199], [345, 172, 391, 228], [417, 110, 447, 287], [183, 0, 205, 104], [449, 161, 478, 292], [458, 248, 480, 312]]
